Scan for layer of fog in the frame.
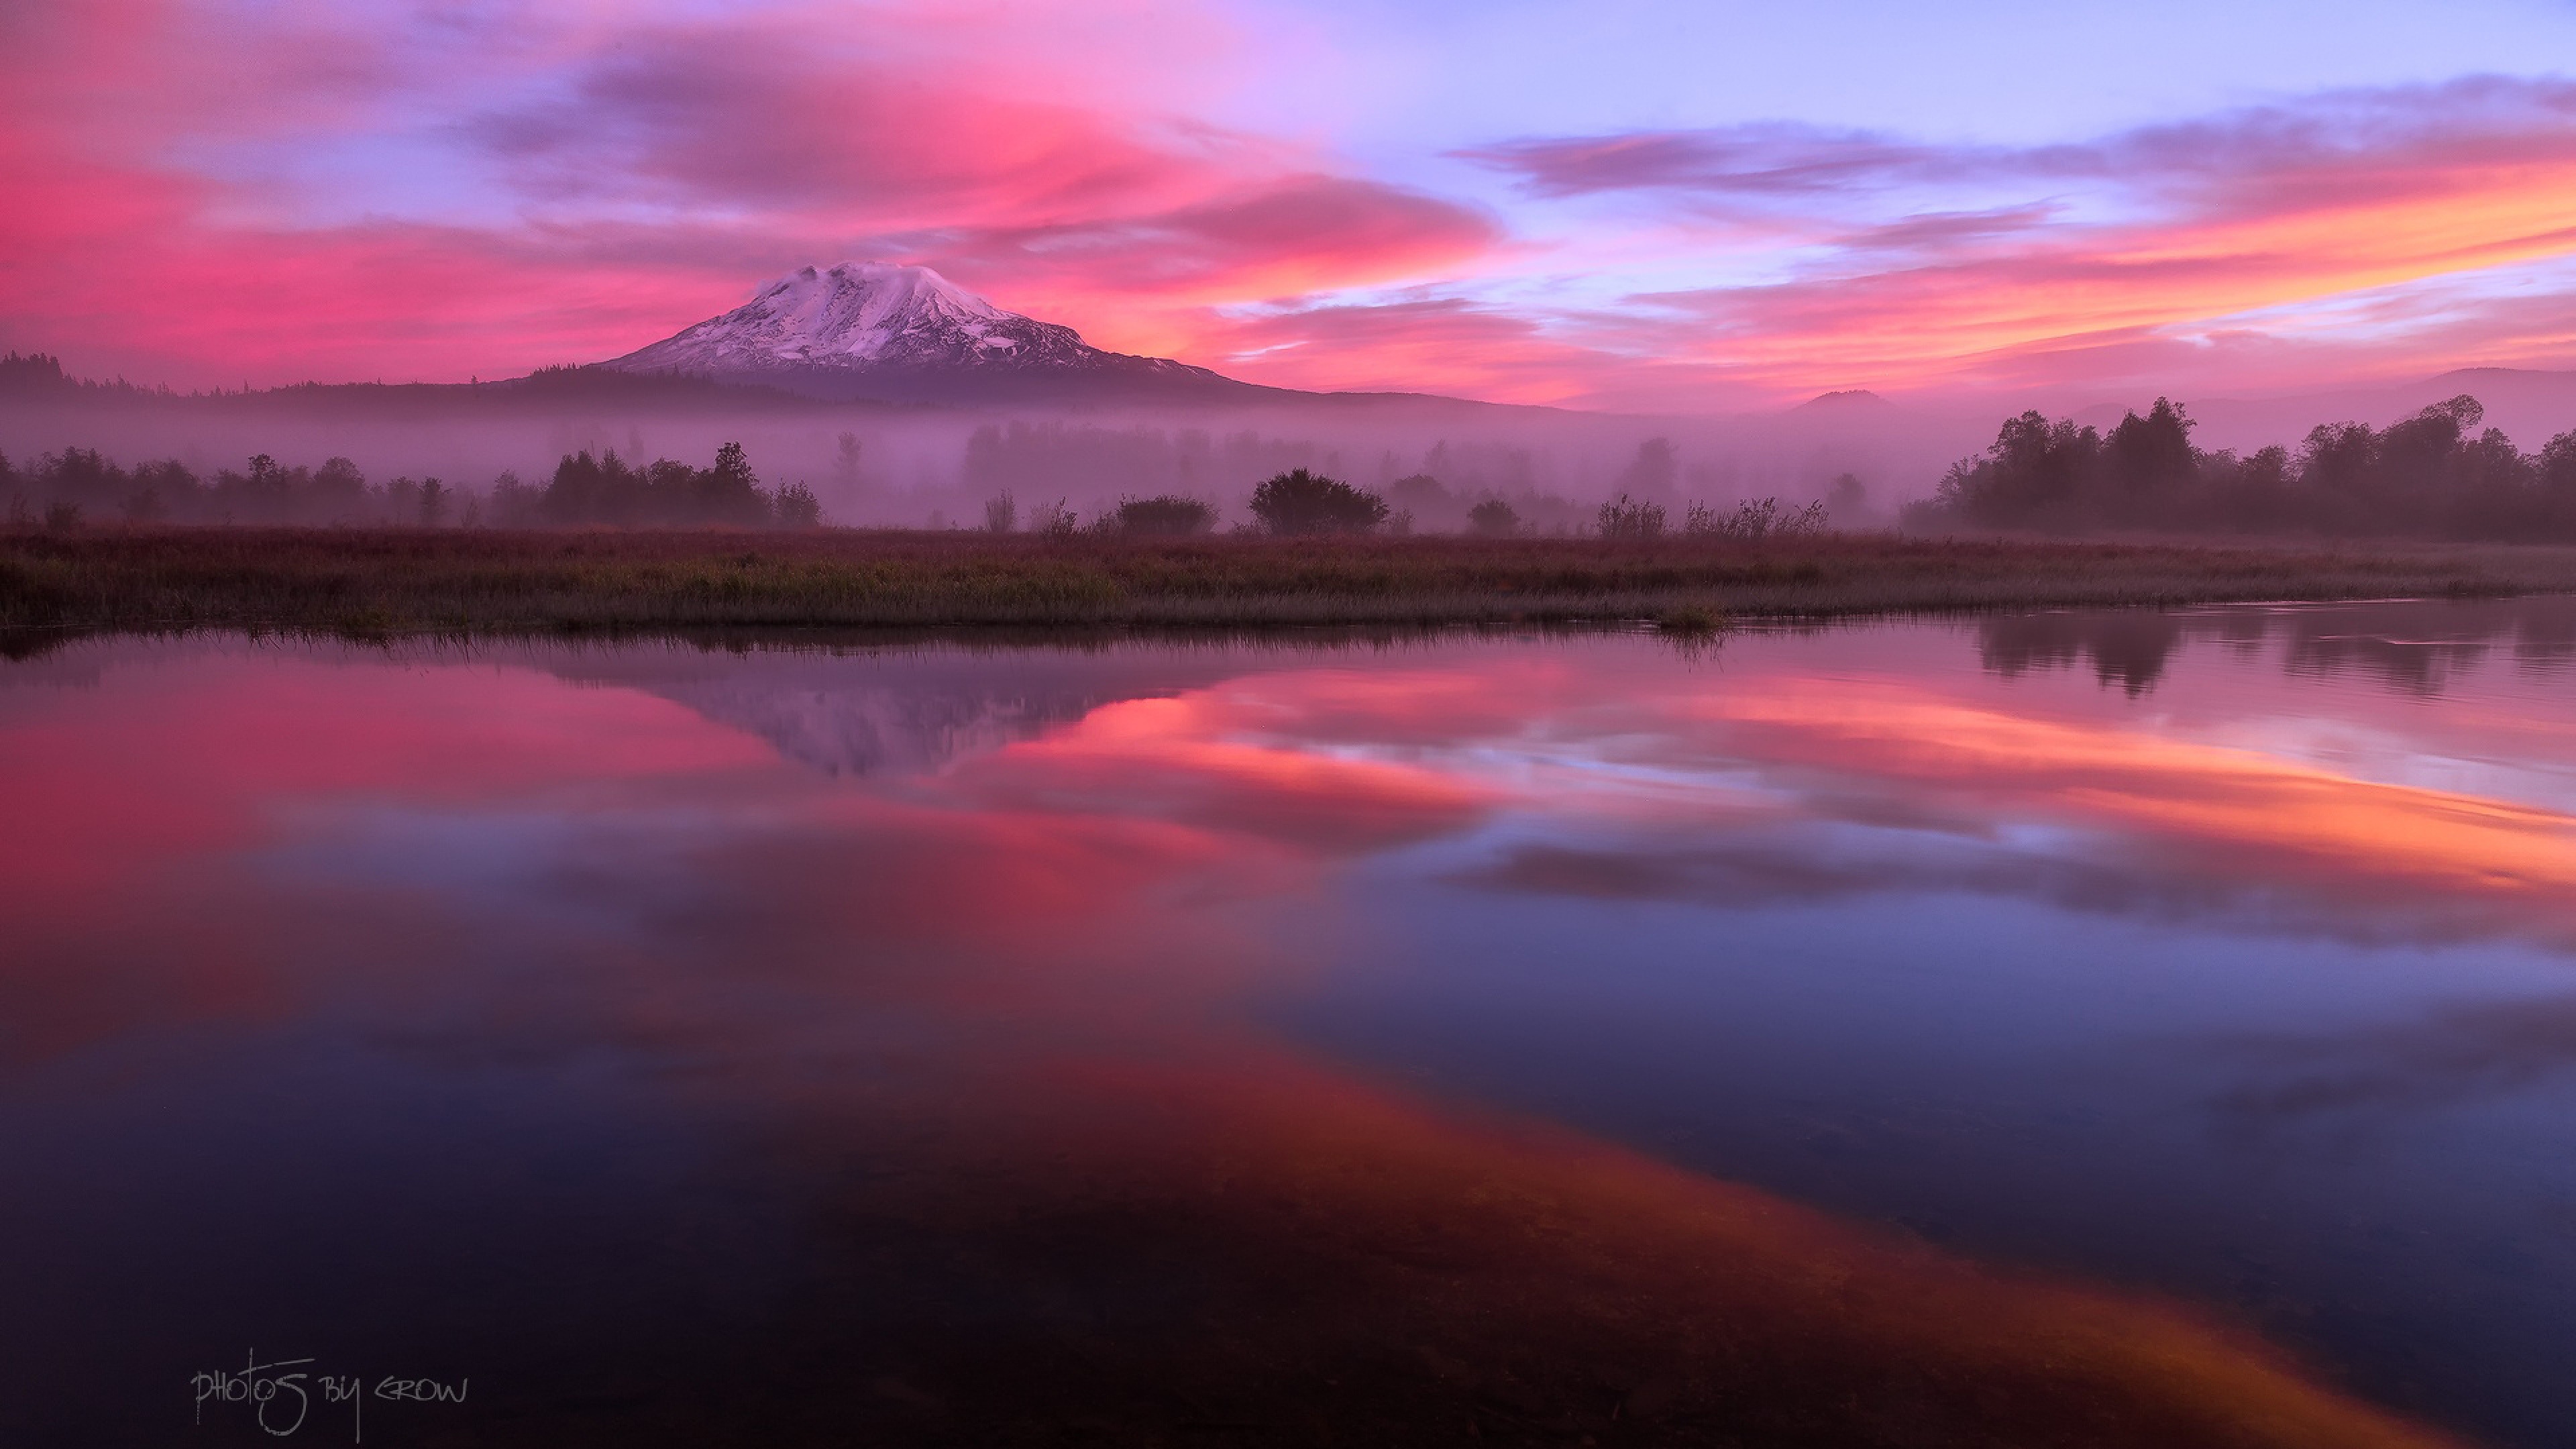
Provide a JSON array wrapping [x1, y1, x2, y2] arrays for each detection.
[[7, 364, 2576, 533]]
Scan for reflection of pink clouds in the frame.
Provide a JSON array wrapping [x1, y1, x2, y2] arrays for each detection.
[[769, 796, 1257, 953], [0, 650, 777, 906], [938, 650, 2576, 936], [1693, 686, 2576, 908], [953, 691, 1497, 853], [0, 649, 784, 1062], [0, 647, 1360, 1063], [10, 633, 2576, 1062], [0, 646, 2461, 1444]]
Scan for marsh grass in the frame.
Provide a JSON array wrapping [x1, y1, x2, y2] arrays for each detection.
[[8, 527, 2576, 647]]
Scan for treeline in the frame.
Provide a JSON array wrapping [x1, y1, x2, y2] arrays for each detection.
[[963, 421, 1332, 501], [980, 469, 1833, 541], [1, 443, 822, 529], [959, 422, 1603, 532], [531, 445, 820, 527], [1909, 394, 2576, 537]]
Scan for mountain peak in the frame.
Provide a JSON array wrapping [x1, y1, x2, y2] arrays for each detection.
[[599, 261, 1275, 405], [608, 261, 1093, 376], [762, 262, 1016, 337], [1789, 388, 1896, 413]]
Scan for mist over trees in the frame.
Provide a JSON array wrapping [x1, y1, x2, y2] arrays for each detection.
[[1248, 469, 1391, 535], [964, 422, 1330, 503], [1911, 394, 2576, 538], [1, 442, 825, 530], [533, 443, 821, 527], [1111, 496, 1218, 535], [8, 351, 1910, 536], [1, 447, 476, 529]]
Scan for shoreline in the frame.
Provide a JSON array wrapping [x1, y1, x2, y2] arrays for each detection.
[[9, 527, 2576, 647]]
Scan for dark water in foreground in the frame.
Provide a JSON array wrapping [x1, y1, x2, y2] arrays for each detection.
[[5, 601, 2575, 1448]]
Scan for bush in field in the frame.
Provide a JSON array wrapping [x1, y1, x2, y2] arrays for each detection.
[[1467, 498, 1519, 537], [487, 471, 541, 526], [1248, 469, 1389, 535], [695, 441, 769, 526], [1027, 497, 1077, 539], [1114, 494, 1216, 536], [1778, 500, 1829, 537], [773, 480, 824, 529], [983, 492, 1017, 533], [1684, 497, 1829, 541], [1597, 493, 1666, 539]]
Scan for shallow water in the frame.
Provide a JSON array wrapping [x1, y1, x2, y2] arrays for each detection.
[[5, 601, 2575, 1446]]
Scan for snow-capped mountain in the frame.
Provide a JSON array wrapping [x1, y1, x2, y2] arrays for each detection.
[[602, 262, 1265, 405]]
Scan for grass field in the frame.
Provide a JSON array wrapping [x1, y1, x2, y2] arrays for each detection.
[[8, 526, 2576, 646]]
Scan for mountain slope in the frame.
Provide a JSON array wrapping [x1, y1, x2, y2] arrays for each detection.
[[602, 262, 1278, 405]]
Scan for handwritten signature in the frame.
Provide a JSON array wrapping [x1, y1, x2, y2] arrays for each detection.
[[192, 1350, 467, 1442]]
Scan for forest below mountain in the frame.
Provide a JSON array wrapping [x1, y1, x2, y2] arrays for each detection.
[[2, 442, 823, 531], [1911, 394, 2576, 539]]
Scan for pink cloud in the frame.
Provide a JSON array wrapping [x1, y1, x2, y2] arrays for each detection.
[[0, 1, 1497, 386], [1414, 79, 2576, 405], [6, 3, 2576, 407]]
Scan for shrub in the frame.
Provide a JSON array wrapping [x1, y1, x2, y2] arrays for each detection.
[[1684, 497, 1829, 541], [983, 492, 1017, 533], [487, 471, 542, 527], [1114, 494, 1216, 536], [1028, 498, 1078, 539], [1597, 493, 1666, 539], [1778, 500, 1830, 537], [773, 480, 824, 530], [696, 441, 769, 527], [1467, 498, 1519, 537], [1248, 469, 1389, 535]]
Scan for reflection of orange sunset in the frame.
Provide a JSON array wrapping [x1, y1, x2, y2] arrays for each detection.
[[765, 1042, 2466, 1445], [978, 655, 2576, 934], [0, 631, 2563, 1443], [1697, 686, 2576, 910]]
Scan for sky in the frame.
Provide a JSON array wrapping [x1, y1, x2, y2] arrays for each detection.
[[6, 0, 2576, 411]]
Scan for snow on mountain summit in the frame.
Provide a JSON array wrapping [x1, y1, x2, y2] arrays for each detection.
[[608, 262, 1110, 376], [599, 260, 1267, 403]]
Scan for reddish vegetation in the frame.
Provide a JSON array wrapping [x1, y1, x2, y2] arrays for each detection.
[[9, 527, 2576, 641]]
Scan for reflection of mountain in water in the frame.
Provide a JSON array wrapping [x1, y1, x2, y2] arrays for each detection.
[[532, 647, 1256, 776], [1980, 596, 2576, 698], [655, 679, 1051, 776]]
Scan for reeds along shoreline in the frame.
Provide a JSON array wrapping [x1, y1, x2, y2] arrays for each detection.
[[7, 526, 2576, 641]]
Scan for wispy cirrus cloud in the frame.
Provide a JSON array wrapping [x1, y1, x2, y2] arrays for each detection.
[[1391, 78, 2576, 404], [1463, 79, 2576, 213]]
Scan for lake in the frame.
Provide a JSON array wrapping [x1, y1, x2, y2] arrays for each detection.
[[4, 600, 2573, 1446]]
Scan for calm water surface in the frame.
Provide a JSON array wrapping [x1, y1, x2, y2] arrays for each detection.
[[5, 601, 2575, 1446]]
